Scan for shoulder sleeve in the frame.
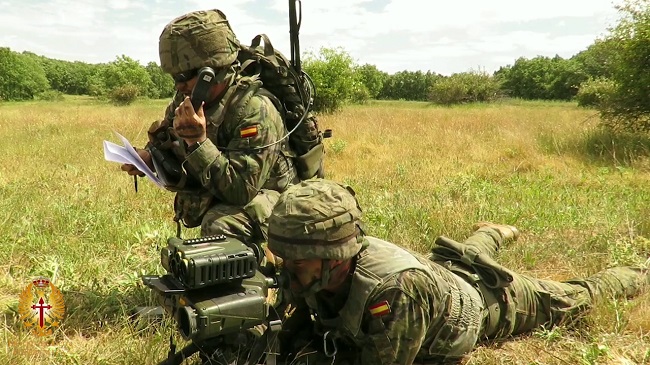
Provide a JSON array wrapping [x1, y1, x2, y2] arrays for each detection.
[[185, 94, 286, 205], [358, 270, 439, 365]]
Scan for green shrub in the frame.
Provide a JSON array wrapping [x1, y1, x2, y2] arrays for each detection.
[[0, 48, 50, 101], [109, 84, 139, 105], [594, 0, 650, 133], [350, 82, 371, 104], [576, 78, 616, 108], [303, 47, 357, 114], [429, 71, 500, 105]]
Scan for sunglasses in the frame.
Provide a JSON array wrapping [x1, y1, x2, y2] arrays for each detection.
[[172, 69, 199, 83]]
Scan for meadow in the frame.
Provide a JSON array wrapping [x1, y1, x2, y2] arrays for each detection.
[[0, 97, 649, 364]]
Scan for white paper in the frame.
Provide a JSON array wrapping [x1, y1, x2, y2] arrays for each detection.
[[103, 131, 164, 188]]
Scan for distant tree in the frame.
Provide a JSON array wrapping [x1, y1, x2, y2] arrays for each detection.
[[379, 70, 441, 101], [145, 61, 175, 99], [597, 0, 650, 132], [35, 56, 97, 95], [354, 64, 387, 99], [571, 38, 620, 80], [303, 47, 358, 113], [429, 71, 501, 105], [99, 55, 154, 98], [0, 48, 50, 101], [496, 56, 587, 100]]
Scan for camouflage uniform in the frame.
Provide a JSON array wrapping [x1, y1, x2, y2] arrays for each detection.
[[267, 179, 649, 365], [148, 10, 298, 246]]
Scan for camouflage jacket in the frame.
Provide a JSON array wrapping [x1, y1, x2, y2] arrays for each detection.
[[280, 237, 485, 365], [147, 79, 297, 207]]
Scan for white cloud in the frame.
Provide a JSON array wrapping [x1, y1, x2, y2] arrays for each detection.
[[0, 0, 625, 73]]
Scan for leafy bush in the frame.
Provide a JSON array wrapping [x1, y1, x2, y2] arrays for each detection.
[[145, 61, 174, 99], [379, 70, 441, 101], [576, 78, 616, 108], [429, 71, 501, 105], [495, 56, 588, 100], [100, 55, 154, 99], [571, 39, 619, 80], [109, 84, 139, 105], [596, 0, 650, 133], [354, 64, 387, 99], [303, 47, 357, 114], [0, 48, 50, 101], [350, 82, 371, 104]]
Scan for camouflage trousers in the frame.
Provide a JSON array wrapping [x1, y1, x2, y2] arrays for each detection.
[[199, 189, 280, 249], [459, 227, 649, 339]]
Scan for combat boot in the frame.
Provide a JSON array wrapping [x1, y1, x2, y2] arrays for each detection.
[[473, 222, 520, 241]]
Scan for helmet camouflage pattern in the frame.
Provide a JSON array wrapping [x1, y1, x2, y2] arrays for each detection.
[[267, 179, 364, 260], [159, 9, 240, 75]]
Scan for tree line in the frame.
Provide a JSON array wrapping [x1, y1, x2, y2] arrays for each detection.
[[1, 0, 649, 132]]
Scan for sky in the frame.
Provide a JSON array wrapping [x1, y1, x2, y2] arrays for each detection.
[[0, 0, 625, 76]]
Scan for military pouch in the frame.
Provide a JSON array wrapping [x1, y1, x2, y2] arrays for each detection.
[[431, 236, 514, 288], [294, 143, 325, 180], [173, 190, 215, 228], [426, 275, 484, 359]]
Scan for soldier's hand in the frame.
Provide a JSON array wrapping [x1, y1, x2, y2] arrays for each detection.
[[173, 96, 207, 145], [120, 148, 154, 176]]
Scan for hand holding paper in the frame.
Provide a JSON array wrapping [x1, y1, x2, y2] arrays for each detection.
[[103, 132, 164, 189]]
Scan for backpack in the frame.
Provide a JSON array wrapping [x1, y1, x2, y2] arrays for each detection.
[[224, 34, 330, 180]]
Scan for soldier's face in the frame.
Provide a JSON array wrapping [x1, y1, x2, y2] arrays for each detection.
[[284, 258, 323, 288], [174, 74, 227, 102]]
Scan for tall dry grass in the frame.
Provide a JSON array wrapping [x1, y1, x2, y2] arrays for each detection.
[[0, 97, 649, 364]]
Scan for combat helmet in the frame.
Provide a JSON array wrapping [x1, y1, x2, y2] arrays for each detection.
[[159, 9, 240, 76], [267, 178, 365, 260]]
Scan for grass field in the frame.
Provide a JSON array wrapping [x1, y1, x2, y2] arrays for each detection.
[[1, 97, 649, 364]]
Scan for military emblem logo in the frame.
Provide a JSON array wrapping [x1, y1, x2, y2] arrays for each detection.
[[18, 277, 65, 336]]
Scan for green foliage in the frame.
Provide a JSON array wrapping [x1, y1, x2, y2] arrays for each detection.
[[349, 81, 371, 104], [99, 55, 155, 99], [37, 57, 96, 95], [109, 84, 140, 105], [429, 71, 501, 105], [145, 62, 175, 99], [571, 39, 619, 80], [87, 65, 109, 97], [354, 64, 387, 99], [496, 55, 588, 100], [596, 0, 650, 133], [0, 48, 50, 101], [303, 47, 357, 113], [379, 70, 441, 101], [576, 78, 617, 108]]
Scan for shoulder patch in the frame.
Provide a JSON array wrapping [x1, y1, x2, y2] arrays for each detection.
[[240, 125, 258, 138], [368, 300, 391, 317]]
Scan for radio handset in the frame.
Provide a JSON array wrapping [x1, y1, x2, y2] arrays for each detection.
[[190, 67, 217, 112]]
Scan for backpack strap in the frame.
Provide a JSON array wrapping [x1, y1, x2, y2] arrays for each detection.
[[221, 75, 265, 128]]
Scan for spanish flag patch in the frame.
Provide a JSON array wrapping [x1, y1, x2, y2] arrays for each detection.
[[240, 125, 258, 138], [368, 300, 391, 317]]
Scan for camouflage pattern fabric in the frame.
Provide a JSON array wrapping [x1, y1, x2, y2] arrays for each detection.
[[148, 80, 298, 241], [267, 179, 364, 260], [158, 9, 240, 74], [276, 226, 649, 365], [458, 227, 649, 338], [201, 189, 279, 245]]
